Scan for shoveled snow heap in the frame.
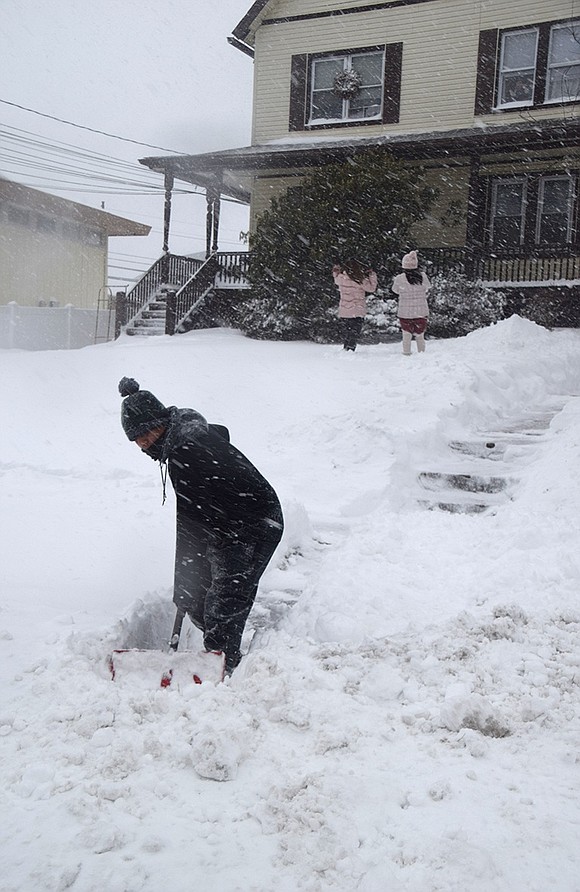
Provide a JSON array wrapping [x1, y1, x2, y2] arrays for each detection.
[[1, 316, 580, 891]]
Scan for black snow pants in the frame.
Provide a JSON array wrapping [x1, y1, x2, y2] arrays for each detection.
[[342, 316, 363, 351], [173, 513, 283, 673]]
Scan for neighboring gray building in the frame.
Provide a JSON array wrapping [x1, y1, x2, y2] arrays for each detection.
[[0, 176, 150, 309]]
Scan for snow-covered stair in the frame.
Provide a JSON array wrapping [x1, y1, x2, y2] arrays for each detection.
[[125, 295, 167, 336], [417, 465, 514, 514], [415, 406, 563, 514]]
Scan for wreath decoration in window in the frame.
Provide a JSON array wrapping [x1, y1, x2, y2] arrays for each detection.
[[332, 68, 362, 99]]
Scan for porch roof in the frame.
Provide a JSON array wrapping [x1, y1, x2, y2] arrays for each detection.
[[140, 117, 580, 197]]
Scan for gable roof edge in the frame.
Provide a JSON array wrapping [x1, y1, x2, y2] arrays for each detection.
[[232, 0, 271, 43], [227, 35, 255, 58]]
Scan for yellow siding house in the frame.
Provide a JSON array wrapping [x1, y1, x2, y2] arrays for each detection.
[[138, 0, 580, 325]]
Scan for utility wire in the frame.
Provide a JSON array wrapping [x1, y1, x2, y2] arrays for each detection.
[[0, 123, 169, 192], [0, 98, 184, 153], [0, 114, 249, 281], [0, 124, 247, 204]]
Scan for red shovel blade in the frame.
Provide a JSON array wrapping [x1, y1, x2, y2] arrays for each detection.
[[108, 649, 225, 688]]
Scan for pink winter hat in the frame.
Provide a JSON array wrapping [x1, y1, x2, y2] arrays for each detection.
[[402, 250, 418, 269]]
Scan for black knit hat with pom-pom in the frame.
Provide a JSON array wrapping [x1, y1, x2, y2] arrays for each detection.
[[118, 377, 169, 441]]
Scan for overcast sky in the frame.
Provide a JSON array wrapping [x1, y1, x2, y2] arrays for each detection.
[[0, 0, 254, 283]]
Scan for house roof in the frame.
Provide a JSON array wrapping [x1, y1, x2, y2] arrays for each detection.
[[230, 1, 439, 48], [231, 0, 272, 45], [139, 117, 580, 196], [0, 177, 151, 237]]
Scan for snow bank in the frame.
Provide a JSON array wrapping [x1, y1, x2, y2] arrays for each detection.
[[2, 318, 580, 891]]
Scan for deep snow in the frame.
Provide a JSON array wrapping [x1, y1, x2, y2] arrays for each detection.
[[1, 317, 580, 891]]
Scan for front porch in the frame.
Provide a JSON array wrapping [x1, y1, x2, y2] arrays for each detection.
[[114, 245, 580, 337], [127, 118, 580, 335]]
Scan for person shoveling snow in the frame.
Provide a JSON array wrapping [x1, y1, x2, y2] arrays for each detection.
[[118, 377, 284, 677]]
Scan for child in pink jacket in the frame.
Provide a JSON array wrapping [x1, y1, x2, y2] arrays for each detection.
[[332, 259, 378, 351]]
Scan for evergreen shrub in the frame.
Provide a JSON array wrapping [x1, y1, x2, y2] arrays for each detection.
[[426, 271, 506, 338], [238, 150, 437, 341]]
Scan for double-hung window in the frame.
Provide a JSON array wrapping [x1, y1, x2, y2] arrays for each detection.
[[475, 17, 580, 113], [489, 175, 576, 248], [546, 22, 580, 103], [497, 29, 538, 106], [310, 50, 384, 124], [536, 176, 576, 244], [490, 179, 527, 247], [289, 43, 402, 131]]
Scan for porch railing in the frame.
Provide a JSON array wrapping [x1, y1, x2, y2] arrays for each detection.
[[165, 254, 220, 334], [215, 251, 251, 287], [419, 245, 580, 285], [213, 246, 580, 285], [124, 254, 204, 322]]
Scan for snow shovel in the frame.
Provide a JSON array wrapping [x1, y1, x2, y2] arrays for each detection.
[[108, 607, 225, 688]]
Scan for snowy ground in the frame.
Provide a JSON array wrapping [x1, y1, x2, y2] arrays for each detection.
[[1, 317, 580, 892]]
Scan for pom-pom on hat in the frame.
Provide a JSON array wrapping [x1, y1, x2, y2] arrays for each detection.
[[402, 250, 418, 269], [119, 377, 169, 441]]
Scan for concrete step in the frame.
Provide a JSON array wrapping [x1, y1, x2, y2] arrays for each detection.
[[417, 486, 508, 514], [126, 327, 164, 337], [418, 498, 498, 515], [449, 439, 508, 460], [415, 406, 562, 514], [417, 471, 513, 495]]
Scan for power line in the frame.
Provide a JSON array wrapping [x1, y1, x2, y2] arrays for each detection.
[[0, 98, 184, 154], [0, 124, 168, 193], [0, 124, 248, 205], [0, 114, 249, 281]]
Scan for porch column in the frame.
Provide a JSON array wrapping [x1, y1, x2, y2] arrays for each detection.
[[465, 157, 484, 279], [205, 186, 222, 257], [205, 190, 214, 258], [212, 193, 221, 254], [163, 170, 174, 254]]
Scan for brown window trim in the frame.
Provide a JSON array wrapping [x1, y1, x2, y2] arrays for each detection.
[[289, 43, 402, 132], [482, 172, 579, 250], [474, 16, 580, 115]]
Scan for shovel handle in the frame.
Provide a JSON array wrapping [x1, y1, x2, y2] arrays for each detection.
[[169, 607, 186, 652]]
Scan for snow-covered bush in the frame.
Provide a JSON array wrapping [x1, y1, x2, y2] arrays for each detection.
[[515, 291, 580, 329], [238, 150, 437, 342], [426, 271, 506, 338], [364, 291, 399, 338]]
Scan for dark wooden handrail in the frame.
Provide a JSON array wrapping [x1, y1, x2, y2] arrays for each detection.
[[124, 254, 204, 323], [166, 254, 220, 334]]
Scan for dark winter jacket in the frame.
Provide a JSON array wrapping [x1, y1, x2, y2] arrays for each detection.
[[158, 407, 283, 542]]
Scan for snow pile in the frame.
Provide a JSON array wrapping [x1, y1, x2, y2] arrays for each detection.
[[1, 317, 580, 891]]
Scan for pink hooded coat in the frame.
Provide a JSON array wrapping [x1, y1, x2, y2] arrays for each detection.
[[333, 269, 378, 318]]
